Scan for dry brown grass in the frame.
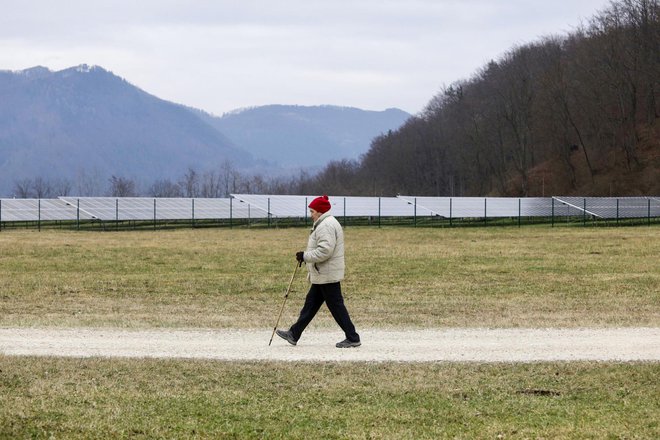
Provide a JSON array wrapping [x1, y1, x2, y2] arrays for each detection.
[[0, 226, 658, 328]]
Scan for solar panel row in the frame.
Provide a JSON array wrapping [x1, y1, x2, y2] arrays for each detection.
[[0, 196, 658, 223], [553, 196, 660, 219]]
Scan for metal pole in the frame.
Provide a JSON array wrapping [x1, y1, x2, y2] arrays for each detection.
[[583, 198, 587, 226], [449, 198, 453, 227], [551, 198, 555, 227], [414, 197, 417, 227], [616, 199, 619, 225], [649, 199, 652, 226], [484, 198, 487, 226], [116, 198, 119, 231], [343, 197, 346, 227], [153, 199, 157, 230], [230, 196, 233, 228], [304, 197, 308, 226], [192, 198, 195, 228], [268, 262, 301, 346], [378, 197, 381, 228], [77, 199, 80, 230], [38, 199, 41, 231], [268, 197, 271, 228], [518, 198, 521, 228]]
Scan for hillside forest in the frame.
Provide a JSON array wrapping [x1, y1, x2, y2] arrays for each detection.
[[299, 0, 660, 197]]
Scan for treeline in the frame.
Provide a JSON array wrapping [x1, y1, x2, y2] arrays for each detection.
[[306, 0, 660, 197], [11, 163, 312, 198]]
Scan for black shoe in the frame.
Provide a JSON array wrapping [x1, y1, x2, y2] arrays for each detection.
[[336, 339, 361, 348], [276, 329, 297, 346]]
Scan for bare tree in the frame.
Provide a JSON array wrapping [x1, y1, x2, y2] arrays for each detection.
[[76, 168, 103, 196], [200, 170, 222, 198], [149, 179, 183, 197], [219, 160, 239, 197], [108, 176, 137, 197], [179, 168, 200, 197], [13, 178, 33, 198], [32, 177, 54, 198], [52, 178, 73, 196]]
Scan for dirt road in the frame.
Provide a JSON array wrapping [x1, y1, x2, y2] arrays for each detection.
[[1, 327, 658, 362]]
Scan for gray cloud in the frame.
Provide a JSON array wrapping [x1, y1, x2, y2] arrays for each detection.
[[1, 0, 610, 115]]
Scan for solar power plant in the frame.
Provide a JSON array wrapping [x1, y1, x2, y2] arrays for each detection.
[[59, 197, 152, 221], [230, 194, 433, 218], [552, 196, 660, 219], [191, 198, 261, 219], [58, 197, 256, 221], [0, 198, 94, 221], [379, 197, 434, 216], [2, 196, 658, 224], [398, 196, 560, 218], [231, 195, 311, 218]]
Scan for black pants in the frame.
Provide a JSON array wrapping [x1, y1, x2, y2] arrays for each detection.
[[289, 282, 360, 342]]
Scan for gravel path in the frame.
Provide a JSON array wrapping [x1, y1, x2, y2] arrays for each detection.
[[2, 327, 659, 362]]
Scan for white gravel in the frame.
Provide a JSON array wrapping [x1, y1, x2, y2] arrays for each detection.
[[1, 327, 659, 362]]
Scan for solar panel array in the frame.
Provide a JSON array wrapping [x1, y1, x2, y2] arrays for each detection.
[[553, 196, 660, 219], [398, 196, 562, 218], [58, 197, 257, 221], [1, 196, 658, 224], [0, 198, 94, 221], [230, 194, 435, 218]]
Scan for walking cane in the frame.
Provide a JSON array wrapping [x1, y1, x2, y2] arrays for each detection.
[[269, 260, 301, 346]]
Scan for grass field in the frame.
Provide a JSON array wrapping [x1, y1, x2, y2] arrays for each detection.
[[1, 226, 659, 438], [0, 226, 658, 328], [1, 357, 658, 439]]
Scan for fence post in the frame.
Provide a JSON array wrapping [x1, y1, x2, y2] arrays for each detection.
[[583, 198, 587, 226], [38, 199, 41, 231], [116, 198, 119, 230], [230, 197, 233, 229], [378, 197, 381, 228], [304, 197, 308, 226], [518, 198, 521, 228], [449, 198, 453, 227], [484, 198, 487, 226], [344, 197, 347, 227], [192, 198, 195, 228], [414, 197, 417, 227], [77, 198, 80, 231], [551, 198, 555, 227], [268, 197, 271, 228], [649, 199, 652, 226], [616, 198, 619, 225]]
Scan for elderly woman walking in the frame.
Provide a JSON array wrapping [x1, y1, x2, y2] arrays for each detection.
[[276, 195, 361, 348]]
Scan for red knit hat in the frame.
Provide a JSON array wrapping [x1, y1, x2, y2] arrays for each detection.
[[309, 195, 331, 213]]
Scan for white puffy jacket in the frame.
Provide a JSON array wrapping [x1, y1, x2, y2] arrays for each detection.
[[303, 212, 345, 284]]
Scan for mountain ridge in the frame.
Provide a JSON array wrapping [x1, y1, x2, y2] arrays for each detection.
[[0, 65, 410, 196], [197, 104, 411, 168]]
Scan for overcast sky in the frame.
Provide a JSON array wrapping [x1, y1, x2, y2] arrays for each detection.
[[1, 0, 612, 116]]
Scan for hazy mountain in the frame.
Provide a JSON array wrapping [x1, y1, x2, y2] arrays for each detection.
[[0, 64, 411, 196], [0, 65, 253, 196], [197, 105, 411, 168]]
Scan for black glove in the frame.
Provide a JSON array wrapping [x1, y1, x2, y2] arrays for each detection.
[[296, 251, 304, 264]]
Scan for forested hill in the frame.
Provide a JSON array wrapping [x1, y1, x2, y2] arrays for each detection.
[[304, 0, 659, 197], [0, 65, 253, 197]]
